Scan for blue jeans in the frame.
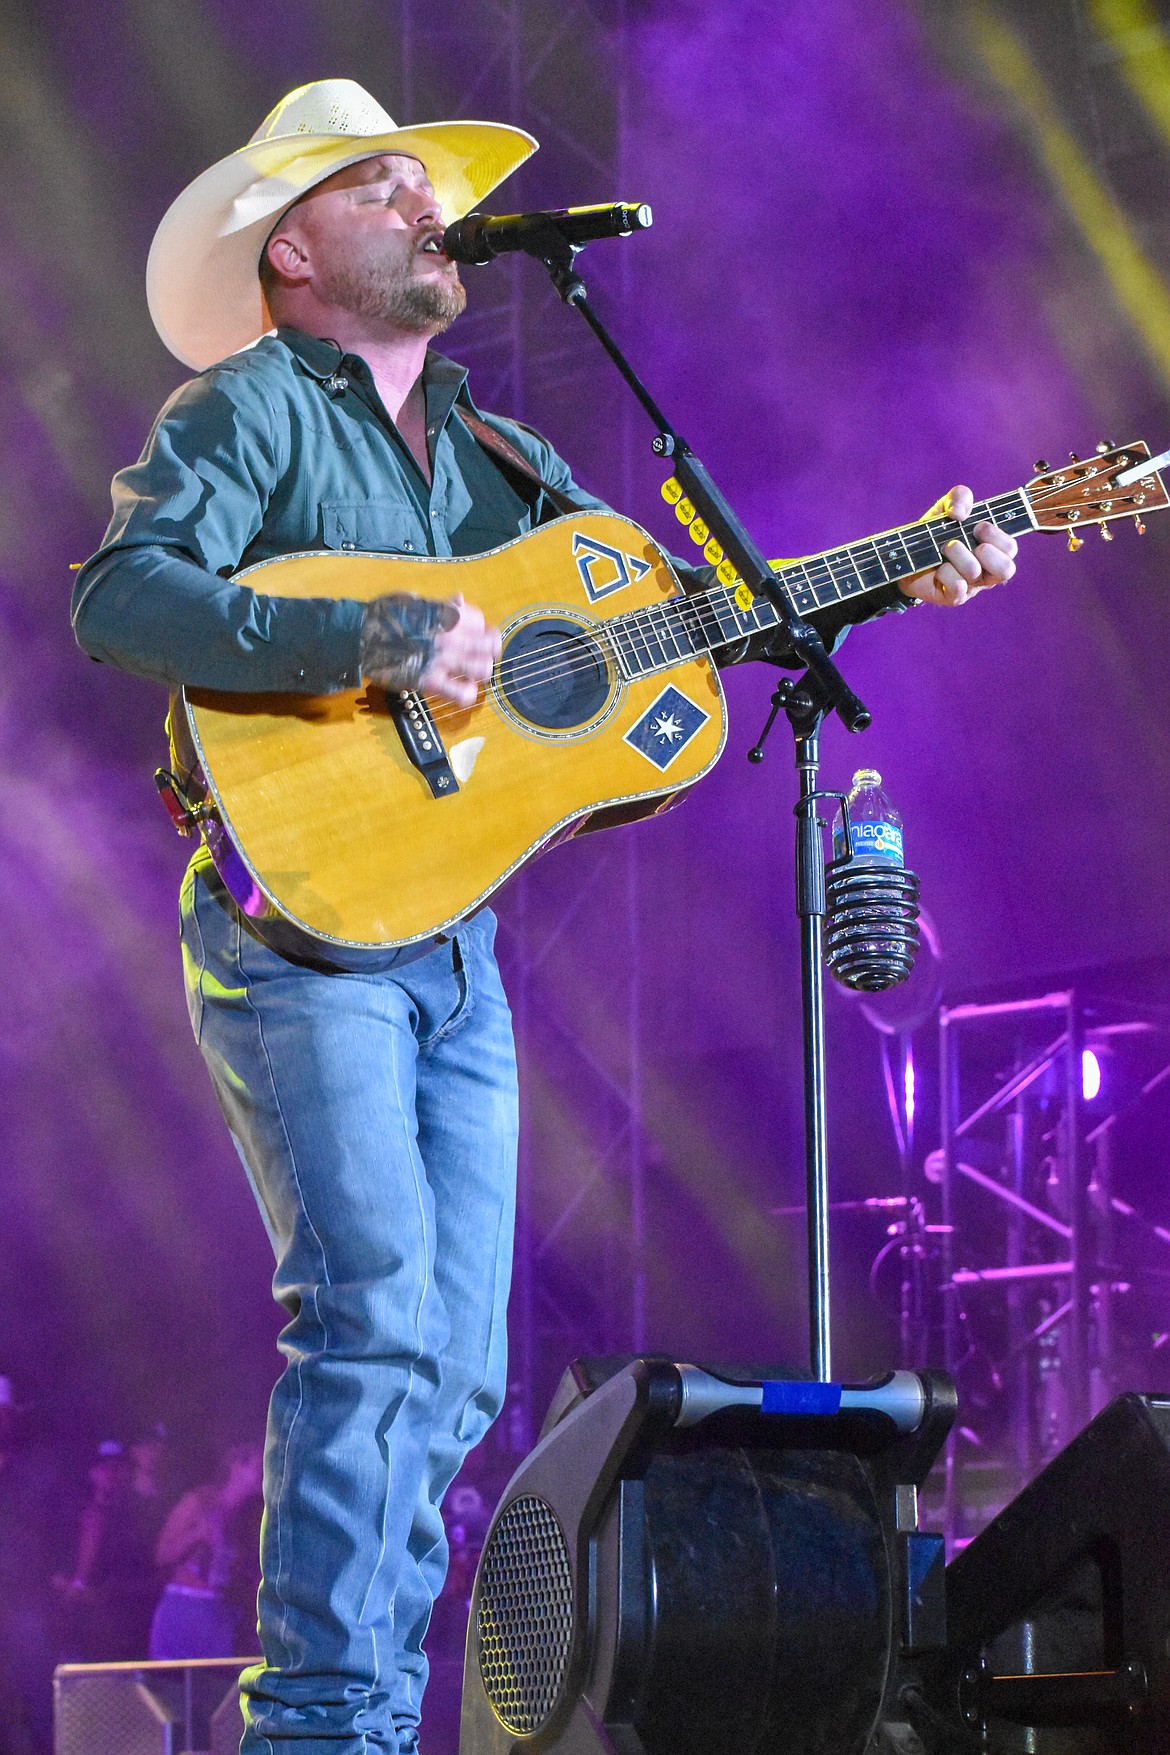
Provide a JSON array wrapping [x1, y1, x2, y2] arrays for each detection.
[[180, 859, 519, 1754]]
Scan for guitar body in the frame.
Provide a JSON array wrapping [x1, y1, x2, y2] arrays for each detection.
[[185, 512, 727, 949]]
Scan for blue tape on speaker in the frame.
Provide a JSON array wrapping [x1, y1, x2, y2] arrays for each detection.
[[760, 1380, 843, 1416]]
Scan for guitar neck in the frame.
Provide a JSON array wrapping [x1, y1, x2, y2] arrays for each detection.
[[606, 488, 1036, 676]]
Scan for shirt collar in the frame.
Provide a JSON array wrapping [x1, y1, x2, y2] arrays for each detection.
[[274, 327, 348, 382], [274, 327, 470, 403]]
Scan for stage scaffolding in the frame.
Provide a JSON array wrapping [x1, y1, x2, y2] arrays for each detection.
[[395, 0, 644, 1451], [935, 982, 1170, 1549]]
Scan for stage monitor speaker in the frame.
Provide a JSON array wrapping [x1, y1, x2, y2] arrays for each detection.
[[53, 1657, 250, 1755], [458, 1355, 955, 1755], [918, 1392, 1170, 1752]]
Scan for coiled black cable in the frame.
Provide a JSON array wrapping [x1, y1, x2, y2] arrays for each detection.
[[824, 860, 920, 992]]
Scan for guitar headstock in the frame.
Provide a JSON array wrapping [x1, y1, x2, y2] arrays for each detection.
[[1026, 441, 1170, 547]]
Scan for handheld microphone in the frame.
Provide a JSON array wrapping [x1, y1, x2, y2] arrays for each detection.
[[442, 202, 653, 265]]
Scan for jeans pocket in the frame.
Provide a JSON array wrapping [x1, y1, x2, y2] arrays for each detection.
[[420, 937, 475, 1048]]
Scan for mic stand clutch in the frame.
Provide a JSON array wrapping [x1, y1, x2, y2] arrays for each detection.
[[529, 235, 867, 1378]]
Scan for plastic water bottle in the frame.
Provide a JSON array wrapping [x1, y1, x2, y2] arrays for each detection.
[[832, 769, 904, 867]]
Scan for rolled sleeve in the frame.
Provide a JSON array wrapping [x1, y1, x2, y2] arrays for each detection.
[[71, 367, 365, 693]]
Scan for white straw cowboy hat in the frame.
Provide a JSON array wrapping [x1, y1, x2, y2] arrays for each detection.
[[147, 79, 538, 370]]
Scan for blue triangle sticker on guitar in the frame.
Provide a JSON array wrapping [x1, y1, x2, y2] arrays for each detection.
[[572, 530, 653, 601]]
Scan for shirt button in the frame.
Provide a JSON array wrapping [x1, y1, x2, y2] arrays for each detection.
[[341, 540, 355, 551], [403, 540, 414, 551]]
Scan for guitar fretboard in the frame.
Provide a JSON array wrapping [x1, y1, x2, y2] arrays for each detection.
[[604, 489, 1035, 678]]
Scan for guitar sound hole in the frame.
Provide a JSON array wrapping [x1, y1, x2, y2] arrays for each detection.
[[497, 616, 611, 732]]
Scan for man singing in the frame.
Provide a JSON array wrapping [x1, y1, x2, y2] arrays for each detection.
[[71, 79, 1017, 1754]]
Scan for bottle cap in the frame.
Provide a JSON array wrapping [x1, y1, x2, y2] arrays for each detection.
[[851, 768, 882, 789]]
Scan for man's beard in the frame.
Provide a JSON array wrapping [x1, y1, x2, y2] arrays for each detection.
[[317, 241, 467, 332]]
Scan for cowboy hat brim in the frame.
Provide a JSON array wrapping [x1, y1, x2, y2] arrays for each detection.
[[147, 119, 537, 370]]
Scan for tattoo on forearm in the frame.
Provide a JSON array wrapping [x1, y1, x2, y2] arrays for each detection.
[[359, 594, 459, 690]]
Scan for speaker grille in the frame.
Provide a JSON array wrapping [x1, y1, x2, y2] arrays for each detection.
[[54, 1672, 172, 1755], [476, 1493, 574, 1733]]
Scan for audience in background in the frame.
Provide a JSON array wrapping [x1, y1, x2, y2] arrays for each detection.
[[429, 1481, 492, 1652], [128, 1422, 180, 1542], [148, 1440, 264, 1660], [53, 1439, 157, 1660], [0, 1378, 499, 1755]]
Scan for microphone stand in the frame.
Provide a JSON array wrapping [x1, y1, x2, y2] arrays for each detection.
[[530, 235, 871, 1379]]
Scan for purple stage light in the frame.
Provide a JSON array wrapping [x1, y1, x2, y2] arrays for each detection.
[[1082, 1047, 1102, 1102]]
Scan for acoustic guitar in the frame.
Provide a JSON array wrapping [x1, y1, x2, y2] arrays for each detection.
[[181, 442, 1168, 949]]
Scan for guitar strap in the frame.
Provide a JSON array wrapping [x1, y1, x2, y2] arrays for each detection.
[[453, 405, 583, 520]]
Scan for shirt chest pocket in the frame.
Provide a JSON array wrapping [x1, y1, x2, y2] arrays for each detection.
[[320, 501, 428, 555]]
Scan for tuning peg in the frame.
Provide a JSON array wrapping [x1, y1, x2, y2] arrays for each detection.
[[1134, 514, 1147, 535], [1068, 530, 1085, 552], [1100, 523, 1114, 541], [1096, 439, 1117, 454], [1033, 457, 1050, 473], [1069, 451, 1081, 463]]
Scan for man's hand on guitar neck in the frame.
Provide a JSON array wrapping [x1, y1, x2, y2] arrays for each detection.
[[899, 484, 1018, 607], [359, 592, 502, 707]]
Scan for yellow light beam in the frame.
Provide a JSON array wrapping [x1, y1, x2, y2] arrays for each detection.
[[971, 4, 1170, 394], [1090, 0, 1170, 147]]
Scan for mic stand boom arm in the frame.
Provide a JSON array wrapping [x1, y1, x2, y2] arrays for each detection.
[[534, 237, 867, 1379], [534, 237, 871, 736]]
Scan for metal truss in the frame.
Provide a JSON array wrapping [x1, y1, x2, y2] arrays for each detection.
[[934, 983, 1170, 1549]]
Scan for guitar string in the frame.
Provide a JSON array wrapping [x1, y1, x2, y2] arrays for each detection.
[[419, 483, 1132, 728], [413, 478, 1138, 728], [418, 491, 1117, 728], [433, 475, 1109, 705], [472, 467, 1140, 702], [421, 494, 1026, 716], [421, 469, 1121, 709]]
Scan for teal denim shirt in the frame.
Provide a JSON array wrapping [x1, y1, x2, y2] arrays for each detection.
[[71, 328, 614, 694]]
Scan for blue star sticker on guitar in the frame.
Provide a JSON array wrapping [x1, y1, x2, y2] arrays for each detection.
[[623, 683, 711, 771]]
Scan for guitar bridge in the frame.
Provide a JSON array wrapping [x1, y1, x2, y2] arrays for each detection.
[[387, 690, 460, 800]]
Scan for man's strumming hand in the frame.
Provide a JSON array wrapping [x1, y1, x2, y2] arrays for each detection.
[[359, 592, 501, 706]]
